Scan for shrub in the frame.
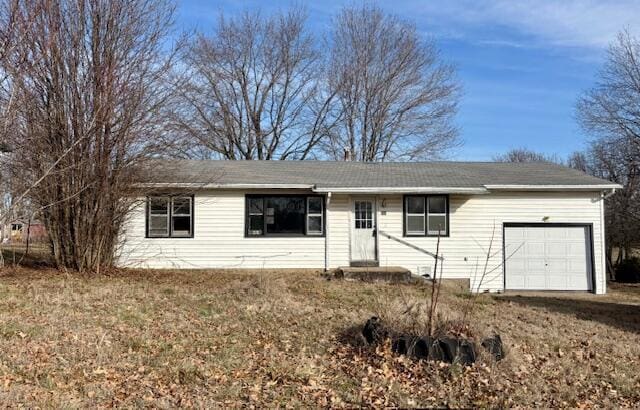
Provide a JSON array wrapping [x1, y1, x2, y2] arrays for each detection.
[[615, 258, 640, 283]]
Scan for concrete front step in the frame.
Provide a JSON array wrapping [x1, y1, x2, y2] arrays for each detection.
[[335, 266, 413, 283]]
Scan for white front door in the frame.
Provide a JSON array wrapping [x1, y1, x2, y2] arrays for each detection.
[[351, 198, 377, 263], [504, 225, 593, 291]]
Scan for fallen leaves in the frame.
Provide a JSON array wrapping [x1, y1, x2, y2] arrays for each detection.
[[0, 268, 638, 407]]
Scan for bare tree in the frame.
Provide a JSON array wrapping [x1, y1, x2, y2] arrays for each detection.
[[577, 30, 640, 151], [595, 142, 639, 268], [169, 8, 336, 160], [0, 0, 177, 270], [492, 148, 560, 163], [570, 141, 640, 273], [566, 151, 590, 172], [576, 30, 640, 271], [323, 4, 460, 162]]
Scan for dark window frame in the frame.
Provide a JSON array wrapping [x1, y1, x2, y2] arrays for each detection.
[[245, 194, 326, 237], [145, 195, 195, 238], [403, 194, 450, 237]]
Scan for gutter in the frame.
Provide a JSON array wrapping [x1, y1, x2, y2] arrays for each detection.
[[312, 187, 490, 194], [134, 183, 315, 190], [483, 184, 622, 191], [135, 182, 623, 193], [136, 183, 490, 195]]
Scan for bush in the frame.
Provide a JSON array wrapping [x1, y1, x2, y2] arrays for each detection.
[[615, 258, 640, 283]]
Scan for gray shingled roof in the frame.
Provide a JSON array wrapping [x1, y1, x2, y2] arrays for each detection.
[[144, 160, 618, 190]]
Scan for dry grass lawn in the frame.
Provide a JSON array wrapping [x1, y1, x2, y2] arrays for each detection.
[[0, 266, 638, 407]]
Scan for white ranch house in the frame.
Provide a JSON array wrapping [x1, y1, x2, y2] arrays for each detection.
[[118, 160, 620, 294]]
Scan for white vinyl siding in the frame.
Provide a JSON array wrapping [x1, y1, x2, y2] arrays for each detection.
[[375, 192, 605, 294], [326, 194, 351, 267], [118, 190, 607, 294], [119, 190, 325, 269]]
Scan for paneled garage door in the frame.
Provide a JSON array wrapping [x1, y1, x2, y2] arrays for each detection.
[[504, 224, 593, 291]]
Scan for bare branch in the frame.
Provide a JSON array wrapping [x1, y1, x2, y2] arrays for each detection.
[[0, 0, 178, 271], [167, 7, 334, 160], [323, 4, 461, 162]]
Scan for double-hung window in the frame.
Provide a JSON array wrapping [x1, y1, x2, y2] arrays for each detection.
[[306, 197, 323, 235], [405, 196, 426, 235], [147, 196, 193, 238], [403, 195, 449, 237], [246, 195, 325, 236]]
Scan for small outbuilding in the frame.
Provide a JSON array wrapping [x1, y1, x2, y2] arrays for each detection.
[[1, 218, 48, 244]]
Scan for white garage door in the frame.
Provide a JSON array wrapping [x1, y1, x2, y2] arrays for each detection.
[[504, 225, 593, 291]]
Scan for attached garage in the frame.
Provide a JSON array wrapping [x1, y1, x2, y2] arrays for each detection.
[[504, 224, 594, 292]]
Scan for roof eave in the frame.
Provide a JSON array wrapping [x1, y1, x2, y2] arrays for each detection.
[[312, 187, 490, 194], [134, 183, 316, 190], [483, 184, 622, 191], [133, 183, 622, 193]]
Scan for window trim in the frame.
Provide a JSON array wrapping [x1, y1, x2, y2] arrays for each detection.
[[353, 199, 374, 230], [245, 194, 326, 238], [145, 195, 194, 239], [148, 196, 170, 238], [403, 194, 450, 237], [306, 196, 324, 236], [427, 196, 448, 236], [404, 196, 426, 235], [247, 196, 265, 236]]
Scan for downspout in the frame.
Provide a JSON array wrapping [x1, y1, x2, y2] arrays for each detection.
[[324, 192, 332, 271], [602, 188, 616, 200], [599, 188, 616, 293], [375, 195, 381, 264]]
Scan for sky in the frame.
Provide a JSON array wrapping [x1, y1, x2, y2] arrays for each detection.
[[174, 0, 640, 161]]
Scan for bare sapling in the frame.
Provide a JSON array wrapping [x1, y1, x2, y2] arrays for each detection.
[[426, 230, 442, 337], [460, 222, 524, 325]]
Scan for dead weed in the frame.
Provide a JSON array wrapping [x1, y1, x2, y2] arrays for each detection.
[[0, 268, 637, 407]]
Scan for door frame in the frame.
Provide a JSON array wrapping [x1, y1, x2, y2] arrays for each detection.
[[349, 196, 379, 265], [502, 222, 596, 293]]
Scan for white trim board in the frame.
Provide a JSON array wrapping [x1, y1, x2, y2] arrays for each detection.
[[484, 184, 621, 191]]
